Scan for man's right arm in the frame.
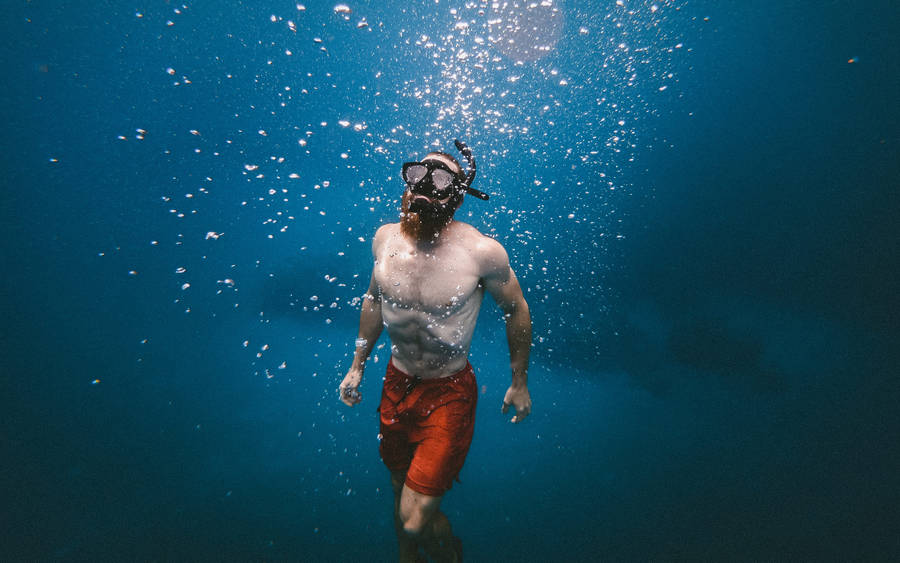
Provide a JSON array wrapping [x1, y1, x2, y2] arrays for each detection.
[[350, 271, 384, 373], [339, 226, 388, 406], [339, 270, 383, 406]]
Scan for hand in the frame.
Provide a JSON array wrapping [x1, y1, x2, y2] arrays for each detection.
[[338, 369, 363, 407], [501, 384, 531, 423]]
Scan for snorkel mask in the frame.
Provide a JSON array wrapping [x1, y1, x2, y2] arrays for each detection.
[[401, 139, 490, 202]]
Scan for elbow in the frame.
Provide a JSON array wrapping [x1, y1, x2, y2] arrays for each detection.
[[503, 296, 530, 319], [516, 293, 529, 315]]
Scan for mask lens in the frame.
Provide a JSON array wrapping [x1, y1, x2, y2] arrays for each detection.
[[404, 164, 427, 185], [430, 169, 456, 191]]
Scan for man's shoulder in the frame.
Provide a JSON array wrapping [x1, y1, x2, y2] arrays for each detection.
[[452, 220, 489, 241], [373, 222, 400, 249], [452, 222, 509, 267], [374, 222, 400, 238], [455, 222, 504, 249], [374, 223, 400, 241]]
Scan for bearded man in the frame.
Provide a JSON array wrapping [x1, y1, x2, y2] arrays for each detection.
[[339, 140, 532, 563]]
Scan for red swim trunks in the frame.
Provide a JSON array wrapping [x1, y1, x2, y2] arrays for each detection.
[[378, 359, 478, 497]]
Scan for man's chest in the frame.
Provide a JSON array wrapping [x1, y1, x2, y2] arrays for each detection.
[[375, 244, 481, 312]]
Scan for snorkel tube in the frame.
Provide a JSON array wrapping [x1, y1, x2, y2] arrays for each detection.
[[454, 139, 490, 201]]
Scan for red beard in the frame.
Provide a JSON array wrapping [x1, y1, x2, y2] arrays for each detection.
[[400, 190, 458, 242]]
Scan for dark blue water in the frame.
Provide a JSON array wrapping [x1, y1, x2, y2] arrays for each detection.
[[3, 1, 898, 561]]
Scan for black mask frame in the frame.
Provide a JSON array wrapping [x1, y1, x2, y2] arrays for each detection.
[[401, 160, 462, 200], [400, 139, 490, 202]]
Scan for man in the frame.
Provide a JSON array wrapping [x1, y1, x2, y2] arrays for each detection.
[[339, 140, 532, 563]]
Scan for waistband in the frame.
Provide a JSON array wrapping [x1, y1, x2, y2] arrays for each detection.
[[387, 358, 473, 383]]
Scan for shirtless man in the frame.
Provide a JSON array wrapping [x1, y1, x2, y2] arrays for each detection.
[[339, 141, 532, 562]]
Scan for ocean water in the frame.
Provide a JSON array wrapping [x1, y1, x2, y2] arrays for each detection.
[[2, 1, 898, 561]]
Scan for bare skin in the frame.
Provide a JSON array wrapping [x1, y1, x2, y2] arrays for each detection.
[[339, 168, 532, 562]]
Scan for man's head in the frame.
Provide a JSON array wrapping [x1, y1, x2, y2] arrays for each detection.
[[406, 152, 466, 201], [399, 140, 489, 241], [400, 151, 466, 241]]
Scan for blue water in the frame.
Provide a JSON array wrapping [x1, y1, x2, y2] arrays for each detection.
[[3, 1, 898, 560]]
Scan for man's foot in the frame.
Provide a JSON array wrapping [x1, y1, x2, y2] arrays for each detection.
[[418, 537, 461, 562]]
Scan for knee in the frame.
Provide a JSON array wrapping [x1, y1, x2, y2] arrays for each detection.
[[399, 509, 428, 539]]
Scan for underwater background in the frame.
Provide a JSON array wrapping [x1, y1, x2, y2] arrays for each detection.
[[2, 0, 898, 561]]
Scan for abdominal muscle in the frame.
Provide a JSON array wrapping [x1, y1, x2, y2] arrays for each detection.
[[382, 291, 483, 379]]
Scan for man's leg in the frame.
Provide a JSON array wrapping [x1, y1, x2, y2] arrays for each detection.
[[391, 472, 421, 563], [398, 483, 460, 563]]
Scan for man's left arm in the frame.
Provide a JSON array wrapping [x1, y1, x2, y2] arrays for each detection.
[[481, 239, 532, 423]]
